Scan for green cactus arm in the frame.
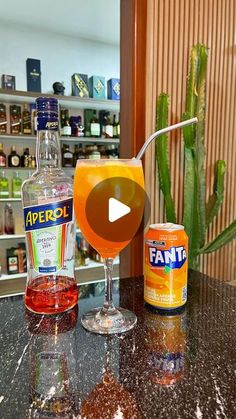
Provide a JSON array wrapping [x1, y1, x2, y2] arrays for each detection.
[[194, 45, 208, 248], [206, 160, 227, 227], [186, 45, 199, 118], [183, 148, 195, 259], [199, 220, 236, 254], [155, 93, 176, 223], [182, 112, 195, 149]]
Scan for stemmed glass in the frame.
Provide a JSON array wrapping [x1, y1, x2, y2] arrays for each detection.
[[73, 159, 145, 334]]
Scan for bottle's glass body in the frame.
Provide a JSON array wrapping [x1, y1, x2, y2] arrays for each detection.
[[22, 97, 78, 314]]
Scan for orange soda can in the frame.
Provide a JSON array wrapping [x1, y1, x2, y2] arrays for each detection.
[[144, 223, 188, 310], [144, 307, 187, 386]]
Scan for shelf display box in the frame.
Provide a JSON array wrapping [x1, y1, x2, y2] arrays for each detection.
[[88, 76, 105, 99], [26, 58, 41, 92], [72, 74, 89, 98], [107, 78, 120, 100], [1, 75, 15, 90]]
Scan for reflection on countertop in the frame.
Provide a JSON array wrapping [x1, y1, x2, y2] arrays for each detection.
[[0, 272, 235, 418]]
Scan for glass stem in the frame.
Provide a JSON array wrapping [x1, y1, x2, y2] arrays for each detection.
[[102, 258, 115, 314]]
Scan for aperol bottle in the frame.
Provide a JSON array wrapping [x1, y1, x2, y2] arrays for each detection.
[[22, 97, 78, 314]]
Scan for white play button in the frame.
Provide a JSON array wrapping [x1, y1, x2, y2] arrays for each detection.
[[108, 197, 131, 223]]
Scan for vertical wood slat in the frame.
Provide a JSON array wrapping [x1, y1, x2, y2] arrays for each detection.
[[145, 0, 236, 281]]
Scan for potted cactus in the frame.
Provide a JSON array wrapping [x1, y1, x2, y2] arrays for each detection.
[[155, 44, 236, 270]]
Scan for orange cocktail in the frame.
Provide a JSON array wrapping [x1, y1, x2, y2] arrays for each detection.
[[73, 159, 145, 335], [74, 159, 144, 258]]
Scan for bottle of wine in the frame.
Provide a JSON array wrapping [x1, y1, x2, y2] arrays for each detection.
[[90, 111, 101, 137], [22, 97, 78, 314], [0, 171, 9, 198], [0, 143, 6, 167], [22, 104, 32, 135], [8, 146, 21, 167], [12, 172, 22, 198]]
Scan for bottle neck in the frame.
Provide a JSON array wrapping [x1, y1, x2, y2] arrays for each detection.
[[36, 129, 61, 170]]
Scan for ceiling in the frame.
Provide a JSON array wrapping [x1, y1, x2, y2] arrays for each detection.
[[0, 0, 120, 45]]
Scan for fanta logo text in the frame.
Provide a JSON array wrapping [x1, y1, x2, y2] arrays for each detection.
[[24, 198, 73, 231], [148, 246, 187, 269]]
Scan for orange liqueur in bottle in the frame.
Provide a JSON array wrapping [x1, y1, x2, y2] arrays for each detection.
[[22, 97, 78, 314]]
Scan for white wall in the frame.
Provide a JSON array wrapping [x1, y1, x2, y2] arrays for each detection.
[[1, 21, 120, 95]]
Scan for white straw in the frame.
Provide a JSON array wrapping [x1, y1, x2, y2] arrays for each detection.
[[136, 117, 198, 160]]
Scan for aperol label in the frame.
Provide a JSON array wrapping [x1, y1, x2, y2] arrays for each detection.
[[144, 224, 188, 309], [24, 198, 73, 274]]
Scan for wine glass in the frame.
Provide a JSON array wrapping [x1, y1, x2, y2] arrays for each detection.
[[74, 159, 145, 334]]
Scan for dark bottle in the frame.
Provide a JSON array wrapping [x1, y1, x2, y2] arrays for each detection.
[[90, 111, 101, 137], [62, 144, 73, 167], [22, 104, 32, 135], [73, 143, 85, 167], [10, 105, 21, 135], [104, 112, 113, 138], [0, 143, 6, 167], [8, 146, 21, 167], [4, 204, 15, 234], [20, 147, 30, 167], [0, 104, 7, 134], [112, 114, 118, 138]]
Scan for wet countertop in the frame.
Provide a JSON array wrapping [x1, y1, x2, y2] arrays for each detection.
[[0, 272, 235, 418]]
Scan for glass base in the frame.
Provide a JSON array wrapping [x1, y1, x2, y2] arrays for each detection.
[[81, 307, 137, 335]]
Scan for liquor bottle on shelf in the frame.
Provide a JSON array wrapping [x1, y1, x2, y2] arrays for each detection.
[[61, 109, 71, 137], [0, 171, 9, 198], [62, 144, 73, 167], [0, 104, 7, 134], [70, 115, 84, 137], [31, 155, 37, 169], [20, 147, 30, 167], [112, 114, 120, 139], [117, 113, 120, 138], [22, 97, 78, 314], [22, 104, 32, 135], [107, 145, 119, 159], [0, 143, 6, 167], [10, 105, 22, 135], [85, 144, 101, 159], [30, 103, 37, 135], [103, 112, 113, 138], [80, 235, 90, 266], [73, 144, 85, 167], [12, 172, 22, 198], [90, 111, 101, 138], [4, 203, 15, 234], [98, 145, 107, 159], [8, 146, 21, 167], [77, 115, 84, 137]]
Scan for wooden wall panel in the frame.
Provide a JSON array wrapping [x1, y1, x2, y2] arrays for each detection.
[[145, 0, 236, 281]]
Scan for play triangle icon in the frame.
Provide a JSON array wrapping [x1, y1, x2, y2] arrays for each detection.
[[108, 197, 131, 223]]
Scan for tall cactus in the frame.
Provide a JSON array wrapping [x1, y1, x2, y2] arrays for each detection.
[[155, 44, 236, 270]]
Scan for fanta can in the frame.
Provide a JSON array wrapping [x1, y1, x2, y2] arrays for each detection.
[[144, 223, 188, 310]]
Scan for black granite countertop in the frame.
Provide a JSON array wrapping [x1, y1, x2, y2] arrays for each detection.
[[0, 272, 235, 419]]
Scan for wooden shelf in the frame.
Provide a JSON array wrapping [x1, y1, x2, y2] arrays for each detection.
[[0, 89, 120, 111]]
